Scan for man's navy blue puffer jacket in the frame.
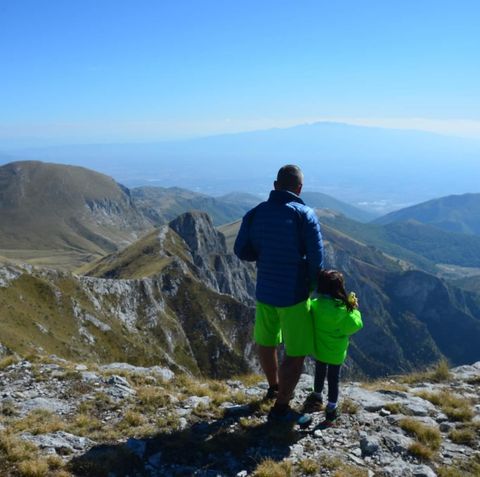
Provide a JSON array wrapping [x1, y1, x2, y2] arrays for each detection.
[[234, 190, 324, 307]]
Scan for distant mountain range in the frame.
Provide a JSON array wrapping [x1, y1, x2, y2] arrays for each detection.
[[374, 193, 480, 236], [4, 122, 480, 212], [132, 186, 375, 226]]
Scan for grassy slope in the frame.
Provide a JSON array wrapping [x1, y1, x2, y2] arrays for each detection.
[[374, 192, 480, 235], [320, 212, 480, 272], [78, 227, 191, 278], [302, 191, 376, 222], [0, 161, 151, 269], [0, 262, 253, 378]]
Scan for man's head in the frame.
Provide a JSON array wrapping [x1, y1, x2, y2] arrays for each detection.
[[274, 164, 303, 195]]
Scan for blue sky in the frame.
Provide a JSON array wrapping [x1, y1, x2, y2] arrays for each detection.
[[1, 0, 479, 145]]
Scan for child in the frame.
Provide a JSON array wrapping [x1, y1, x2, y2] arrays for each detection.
[[303, 269, 363, 424]]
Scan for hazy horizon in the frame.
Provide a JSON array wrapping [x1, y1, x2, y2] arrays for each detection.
[[1, 1, 479, 145]]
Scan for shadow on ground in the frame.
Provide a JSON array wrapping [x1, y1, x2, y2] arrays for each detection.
[[68, 403, 306, 476]]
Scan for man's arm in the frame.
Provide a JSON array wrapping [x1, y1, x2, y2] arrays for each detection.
[[303, 208, 324, 288], [234, 208, 258, 261]]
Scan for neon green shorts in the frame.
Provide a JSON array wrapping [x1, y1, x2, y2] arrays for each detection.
[[254, 300, 314, 357]]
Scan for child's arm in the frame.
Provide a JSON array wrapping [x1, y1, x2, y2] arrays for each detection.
[[342, 309, 363, 336]]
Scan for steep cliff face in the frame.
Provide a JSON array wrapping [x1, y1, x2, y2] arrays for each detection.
[[83, 211, 256, 306], [0, 259, 255, 378], [169, 211, 256, 305]]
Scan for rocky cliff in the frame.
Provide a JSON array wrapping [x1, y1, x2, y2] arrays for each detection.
[[0, 260, 254, 380]]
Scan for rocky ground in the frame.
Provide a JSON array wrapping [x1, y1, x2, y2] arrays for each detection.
[[0, 355, 479, 477]]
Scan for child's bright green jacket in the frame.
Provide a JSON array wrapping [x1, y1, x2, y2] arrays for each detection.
[[309, 296, 363, 365]]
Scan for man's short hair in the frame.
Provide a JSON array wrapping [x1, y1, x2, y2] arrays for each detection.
[[276, 165, 303, 191]]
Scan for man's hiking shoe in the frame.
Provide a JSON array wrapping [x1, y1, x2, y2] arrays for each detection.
[[267, 406, 312, 428], [301, 393, 323, 413], [263, 385, 279, 401]]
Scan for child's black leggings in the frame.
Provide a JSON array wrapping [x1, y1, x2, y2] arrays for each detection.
[[314, 361, 341, 404]]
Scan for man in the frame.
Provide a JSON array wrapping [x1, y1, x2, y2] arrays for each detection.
[[234, 164, 324, 424]]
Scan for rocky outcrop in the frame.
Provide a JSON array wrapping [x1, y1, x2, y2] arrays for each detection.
[[1, 357, 479, 476], [169, 211, 256, 304], [0, 261, 255, 379]]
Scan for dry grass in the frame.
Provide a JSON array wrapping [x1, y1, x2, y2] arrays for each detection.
[[176, 375, 233, 405], [318, 455, 344, 471], [238, 416, 263, 428], [448, 427, 477, 446], [297, 458, 319, 475], [400, 359, 453, 384], [317, 455, 367, 476], [383, 402, 405, 415], [408, 442, 435, 461], [121, 410, 147, 428], [17, 459, 50, 477], [155, 412, 181, 432], [135, 385, 171, 413], [0, 431, 71, 476], [234, 373, 264, 387], [12, 409, 65, 435], [68, 413, 103, 437], [332, 466, 368, 477], [0, 431, 39, 463], [437, 454, 480, 477], [340, 398, 359, 415], [0, 355, 18, 370], [253, 459, 292, 477], [416, 390, 474, 422], [399, 418, 442, 453], [360, 380, 409, 393]]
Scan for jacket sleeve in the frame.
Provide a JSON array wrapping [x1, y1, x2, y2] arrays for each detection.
[[303, 208, 324, 288], [234, 209, 258, 262], [341, 309, 363, 336]]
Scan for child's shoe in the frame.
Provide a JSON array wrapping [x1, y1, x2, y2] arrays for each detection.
[[324, 404, 339, 425]]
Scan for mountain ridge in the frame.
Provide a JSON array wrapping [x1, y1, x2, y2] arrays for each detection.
[[0, 161, 151, 268], [374, 192, 480, 236]]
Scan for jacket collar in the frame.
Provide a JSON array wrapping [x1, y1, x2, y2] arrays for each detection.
[[268, 189, 305, 205]]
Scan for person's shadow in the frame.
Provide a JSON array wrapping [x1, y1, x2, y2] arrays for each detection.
[[68, 402, 306, 476]]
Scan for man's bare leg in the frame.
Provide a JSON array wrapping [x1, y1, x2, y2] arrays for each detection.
[[257, 344, 278, 387], [276, 355, 305, 405]]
